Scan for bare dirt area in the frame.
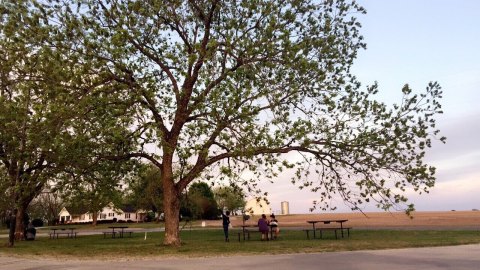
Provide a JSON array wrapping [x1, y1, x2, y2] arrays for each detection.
[[207, 211, 480, 230]]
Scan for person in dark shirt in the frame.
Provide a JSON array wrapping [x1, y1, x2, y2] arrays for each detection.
[[221, 210, 230, 242], [258, 214, 269, 241]]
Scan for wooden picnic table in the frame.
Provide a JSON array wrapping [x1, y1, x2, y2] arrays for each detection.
[[50, 228, 77, 239], [105, 226, 131, 238], [306, 219, 349, 239]]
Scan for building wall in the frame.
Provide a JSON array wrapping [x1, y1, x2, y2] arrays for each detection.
[[58, 208, 71, 223], [244, 198, 272, 215], [59, 203, 145, 223]]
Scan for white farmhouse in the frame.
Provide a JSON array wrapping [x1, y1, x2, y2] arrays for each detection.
[[58, 202, 146, 224]]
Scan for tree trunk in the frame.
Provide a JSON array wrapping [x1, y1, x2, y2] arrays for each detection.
[[92, 212, 98, 226], [163, 176, 181, 246], [8, 212, 15, 247], [14, 206, 26, 241]]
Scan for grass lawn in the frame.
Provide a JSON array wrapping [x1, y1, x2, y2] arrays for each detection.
[[1, 229, 480, 259]]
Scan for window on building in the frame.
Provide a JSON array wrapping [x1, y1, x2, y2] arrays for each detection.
[[108, 213, 115, 217], [125, 213, 130, 218]]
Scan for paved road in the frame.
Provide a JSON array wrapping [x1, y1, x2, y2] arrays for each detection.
[[1, 244, 479, 270]]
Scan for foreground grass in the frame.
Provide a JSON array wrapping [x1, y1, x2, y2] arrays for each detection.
[[1, 229, 480, 259]]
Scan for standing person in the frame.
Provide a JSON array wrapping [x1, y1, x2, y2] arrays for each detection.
[[221, 210, 230, 242], [269, 214, 279, 239], [7, 209, 16, 247], [258, 214, 269, 241]]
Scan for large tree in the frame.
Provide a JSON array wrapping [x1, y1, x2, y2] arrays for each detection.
[[50, 0, 444, 246], [0, 1, 78, 242], [0, 0, 133, 244]]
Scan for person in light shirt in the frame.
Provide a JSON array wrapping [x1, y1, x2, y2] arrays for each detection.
[[269, 214, 279, 239]]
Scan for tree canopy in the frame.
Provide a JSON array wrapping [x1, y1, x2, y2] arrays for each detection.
[[185, 182, 219, 220], [0, 0, 139, 243], [3, 0, 445, 246], [0, 0, 81, 241], [213, 185, 246, 213], [126, 164, 164, 215]]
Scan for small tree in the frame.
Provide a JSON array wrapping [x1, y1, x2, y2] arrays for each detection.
[[126, 164, 164, 220], [187, 182, 219, 220], [58, 159, 132, 226], [214, 186, 246, 214]]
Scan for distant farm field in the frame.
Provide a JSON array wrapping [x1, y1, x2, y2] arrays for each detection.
[[209, 211, 480, 230]]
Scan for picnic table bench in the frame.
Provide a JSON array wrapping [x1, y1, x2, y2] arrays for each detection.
[[238, 225, 275, 241], [49, 228, 77, 239]]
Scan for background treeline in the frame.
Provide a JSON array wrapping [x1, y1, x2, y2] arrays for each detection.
[[1, 164, 246, 227]]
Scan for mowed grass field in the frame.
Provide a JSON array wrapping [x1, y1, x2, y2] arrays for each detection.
[[1, 211, 479, 259], [223, 210, 480, 229]]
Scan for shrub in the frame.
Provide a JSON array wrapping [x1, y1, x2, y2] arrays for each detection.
[[31, 218, 44, 227]]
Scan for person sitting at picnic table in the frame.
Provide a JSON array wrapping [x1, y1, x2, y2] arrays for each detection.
[[269, 214, 279, 239], [221, 210, 231, 242], [258, 214, 270, 241]]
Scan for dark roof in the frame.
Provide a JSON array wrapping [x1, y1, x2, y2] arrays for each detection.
[[65, 205, 90, 215], [121, 204, 138, 213]]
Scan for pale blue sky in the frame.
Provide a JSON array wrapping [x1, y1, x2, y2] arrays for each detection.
[[263, 0, 480, 213]]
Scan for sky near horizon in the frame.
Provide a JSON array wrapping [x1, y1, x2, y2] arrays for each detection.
[[261, 0, 480, 214]]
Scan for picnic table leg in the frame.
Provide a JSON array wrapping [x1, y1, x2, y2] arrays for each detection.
[[340, 222, 344, 238], [313, 223, 316, 239]]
